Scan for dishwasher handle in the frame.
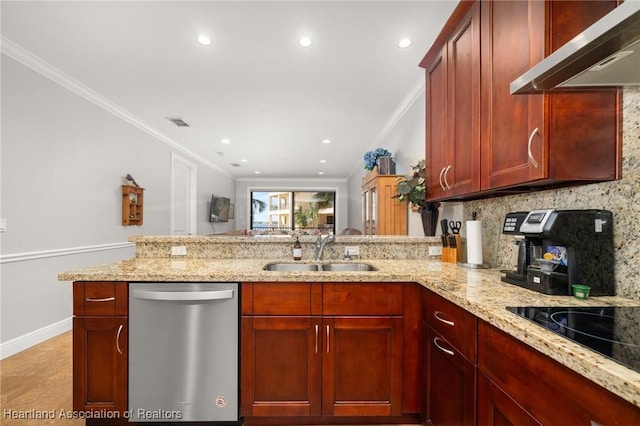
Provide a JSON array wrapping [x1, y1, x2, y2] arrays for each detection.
[[132, 288, 234, 302]]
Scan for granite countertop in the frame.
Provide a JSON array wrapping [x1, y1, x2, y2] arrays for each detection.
[[59, 257, 640, 408]]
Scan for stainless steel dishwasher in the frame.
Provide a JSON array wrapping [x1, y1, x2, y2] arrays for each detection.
[[129, 282, 239, 422]]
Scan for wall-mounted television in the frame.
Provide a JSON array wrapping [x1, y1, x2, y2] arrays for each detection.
[[210, 195, 231, 222]]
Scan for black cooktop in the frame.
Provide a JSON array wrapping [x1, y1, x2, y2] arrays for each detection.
[[506, 306, 640, 373]]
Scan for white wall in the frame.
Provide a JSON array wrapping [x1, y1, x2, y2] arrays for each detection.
[[235, 178, 348, 233], [0, 55, 233, 356], [346, 85, 462, 235]]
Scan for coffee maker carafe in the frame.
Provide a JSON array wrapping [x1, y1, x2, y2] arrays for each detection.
[[501, 209, 615, 296]]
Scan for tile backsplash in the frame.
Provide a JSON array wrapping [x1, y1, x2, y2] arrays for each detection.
[[464, 87, 639, 300]]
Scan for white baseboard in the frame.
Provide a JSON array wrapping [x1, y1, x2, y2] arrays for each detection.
[[0, 317, 72, 359]]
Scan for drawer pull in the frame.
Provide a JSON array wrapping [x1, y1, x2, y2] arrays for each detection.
[[434, 337, 455, 357], [434, 310, 455, 326], [116, 324, 124, 355], [315, 324, 319, 354], [86, 297, 115, 302]]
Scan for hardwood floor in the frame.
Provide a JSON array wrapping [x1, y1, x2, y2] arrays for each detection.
[[1, 331, 82, 425]]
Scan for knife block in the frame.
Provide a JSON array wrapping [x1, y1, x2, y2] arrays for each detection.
[[442, 235, 462, 263]]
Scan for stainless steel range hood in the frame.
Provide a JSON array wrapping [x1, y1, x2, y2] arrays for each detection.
[[510, 0, 640, 94]]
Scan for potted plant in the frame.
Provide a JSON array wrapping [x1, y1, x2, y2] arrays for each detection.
[[394, 160, 440, 236]]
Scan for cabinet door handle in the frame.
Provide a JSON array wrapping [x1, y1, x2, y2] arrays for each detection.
[[315, 324, 319, 354], [438, 167, 446, 191], [326, 325, 330, 353], [434, 310, 455, 326], [86, 297, 115, 302], [116, 324, 124, 355], [527, 127, 540, 168], [434, 337, 455, 357], [443, 165, 452, 190]]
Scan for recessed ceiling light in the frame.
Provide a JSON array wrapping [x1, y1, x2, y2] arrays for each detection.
[[398, 38, 413, 49], [197, 35, 212, 46], [254, 171, 261, 174], [320, 159, 327, 163], [221, 138, 231, 144], [322, 139, 331, 144], [241, 159, 248, 163], [299, 37, 312, 47], [318, 171, 325, 175]]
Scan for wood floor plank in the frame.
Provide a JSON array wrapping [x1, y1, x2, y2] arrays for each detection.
[[1, 331, 82, 425]]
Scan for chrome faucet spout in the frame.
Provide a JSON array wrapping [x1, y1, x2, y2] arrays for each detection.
[[314, 234, 335, 261]]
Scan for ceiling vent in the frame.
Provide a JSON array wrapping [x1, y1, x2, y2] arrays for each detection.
[[230, 163, 241, 167], [166, 117, 190, 127]]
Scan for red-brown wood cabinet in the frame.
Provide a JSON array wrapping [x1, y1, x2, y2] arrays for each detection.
[[477, 320, 640, 426], [421, 0, 621, 202], [241, 282, 417, 423], [425, 290, 477, 426], [72, 281, 128, 415], [423, 1, 481, 200]]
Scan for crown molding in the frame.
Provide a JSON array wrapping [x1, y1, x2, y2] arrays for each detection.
[[1, 36, 230, 177], [350, 75, 425, 178]]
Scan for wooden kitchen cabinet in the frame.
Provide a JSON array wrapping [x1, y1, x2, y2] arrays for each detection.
[[425, 290, 476, 426], [361, 170, 407, 235], [480, 0, 620, 192], [421, 0, 481, 200], [241, 282, 408, 421], [477, 373, 541, 426], [242, 316, 322, 417], [421, 0, 620, 201], [477, 320, 640, 426], [72, 282, 128, 414]]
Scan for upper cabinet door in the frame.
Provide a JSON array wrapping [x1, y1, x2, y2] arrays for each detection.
[[446, 1, 481, 196], [480, 0, 545, 188], [423, 1, 480, 201], [480, 0, 620, 191], [425, 47, 448, 200]]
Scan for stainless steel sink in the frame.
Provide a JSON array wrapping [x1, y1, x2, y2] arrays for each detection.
[[263, 263, 320, 272], [320, 263, 377, 272], [263, 262, 377, 272]]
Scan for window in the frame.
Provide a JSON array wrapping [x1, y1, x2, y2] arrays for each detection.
[[251, 191, 335, 234]]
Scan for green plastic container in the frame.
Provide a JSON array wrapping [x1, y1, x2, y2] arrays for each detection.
[[572, 284, 591, 300]]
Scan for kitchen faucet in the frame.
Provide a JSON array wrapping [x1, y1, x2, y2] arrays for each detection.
[[314, 234, 335, 261]]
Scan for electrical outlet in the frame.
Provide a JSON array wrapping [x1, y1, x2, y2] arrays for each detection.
[[171, 246, 187, 256], [0, 218, 6, 233], [428, 246, 443, 256], [344, 246, 360, 256]]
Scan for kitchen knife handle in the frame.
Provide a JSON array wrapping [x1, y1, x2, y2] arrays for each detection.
[[527, 127, 540, 168]]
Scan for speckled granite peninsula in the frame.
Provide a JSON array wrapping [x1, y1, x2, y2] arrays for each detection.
[[60, 234, 640, 411]]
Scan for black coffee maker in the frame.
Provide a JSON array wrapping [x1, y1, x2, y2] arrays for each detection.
[[501, 209, 615, 296]]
